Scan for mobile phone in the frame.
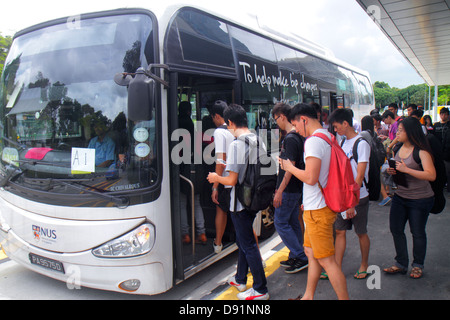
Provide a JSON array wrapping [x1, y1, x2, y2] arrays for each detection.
[[388, 159, 397, 169]]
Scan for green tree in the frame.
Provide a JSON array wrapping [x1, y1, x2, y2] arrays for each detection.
[[438, 87, 450, 106], [0, 32, 13, 75], [374, 81, 431, 109], [373, 81, 398, 108]]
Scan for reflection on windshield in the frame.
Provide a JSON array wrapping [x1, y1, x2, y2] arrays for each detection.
[[0, 13, 159, 207]]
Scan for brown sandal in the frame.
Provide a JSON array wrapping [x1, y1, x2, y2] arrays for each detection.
[[410, 267, 423, 279], [383, 266, 407, 275], [288, 294, 303, 301]]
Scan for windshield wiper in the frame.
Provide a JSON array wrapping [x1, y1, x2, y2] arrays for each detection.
[[0, 167, 26, 187], [49, 179, 130, 209], [16, 159, 71, 168]]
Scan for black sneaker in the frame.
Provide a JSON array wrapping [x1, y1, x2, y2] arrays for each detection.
[[280, 258, 295, 268], [285, 259, 308, 274]]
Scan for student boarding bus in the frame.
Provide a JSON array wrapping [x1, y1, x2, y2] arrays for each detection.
[[0, 3, 374, 295]]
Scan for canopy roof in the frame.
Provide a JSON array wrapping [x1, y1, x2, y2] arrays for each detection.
[[356, 0, 450, 86]]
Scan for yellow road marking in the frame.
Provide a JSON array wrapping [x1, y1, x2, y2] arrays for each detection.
[[215, 247, 290, 300], [0, 246, 7, 260]]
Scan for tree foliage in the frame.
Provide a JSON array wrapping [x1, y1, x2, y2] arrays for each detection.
[[0, 32, 13, 75], [373, 81, 450, 109]]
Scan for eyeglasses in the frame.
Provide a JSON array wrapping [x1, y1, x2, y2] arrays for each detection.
[[274, 115, 281, 122]]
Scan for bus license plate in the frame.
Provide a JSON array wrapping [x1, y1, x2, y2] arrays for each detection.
[[29, 253, 65, 274]]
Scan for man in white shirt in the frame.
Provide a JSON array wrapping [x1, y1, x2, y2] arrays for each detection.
[[210, 100, 235, 253], [280, 103, 349, 300], [329, 108, 371, 280]]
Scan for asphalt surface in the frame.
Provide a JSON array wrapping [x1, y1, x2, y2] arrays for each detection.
[[225, 194, 450, 300]]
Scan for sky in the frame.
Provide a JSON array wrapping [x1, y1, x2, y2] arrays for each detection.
[[0, 0, 425, 89]]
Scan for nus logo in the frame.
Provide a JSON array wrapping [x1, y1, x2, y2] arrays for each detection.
[[32, 225, 57, 242]]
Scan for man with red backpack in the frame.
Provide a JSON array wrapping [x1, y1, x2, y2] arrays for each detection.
[[280, 103, 349, 300]]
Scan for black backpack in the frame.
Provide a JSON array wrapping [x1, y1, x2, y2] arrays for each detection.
[[411, 134, 446, 214], [345, 136, 382, 201], [372, 134, 387, 167], [236, 135, 277, 213]]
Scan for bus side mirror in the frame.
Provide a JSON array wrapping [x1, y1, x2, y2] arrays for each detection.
[[115, 65, 169, 121], [127, 68, 155, 122], [114, 68, 155, 121]]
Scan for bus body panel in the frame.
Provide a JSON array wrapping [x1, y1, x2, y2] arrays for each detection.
[[0, 229, 169, 295], [0, 195, 146, 252], [0, 170, 174, 294]]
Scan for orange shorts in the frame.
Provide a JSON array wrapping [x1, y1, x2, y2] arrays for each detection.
[[303, 207, 337, 260]]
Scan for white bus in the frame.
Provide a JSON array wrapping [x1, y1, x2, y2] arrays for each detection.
[[0, 3, 374, 295]]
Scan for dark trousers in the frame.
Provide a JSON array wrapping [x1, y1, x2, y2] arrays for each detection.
[[230, 210, 268, 294], [389, 194, 434, 269]]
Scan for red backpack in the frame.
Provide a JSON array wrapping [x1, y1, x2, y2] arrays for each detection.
[[312, 133, 360, 213]]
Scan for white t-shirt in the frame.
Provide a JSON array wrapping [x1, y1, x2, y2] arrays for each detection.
[[303, 129, 332, 211], [341, 134, 370, 200], [214, 125, 235, 187], [214, 124, 235, 155]]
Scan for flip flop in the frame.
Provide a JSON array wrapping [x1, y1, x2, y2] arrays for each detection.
[[383, 266, 407, 275], [410, 267, 423, 279], [354, 270, 368, 279], [320, 272, 328, 280]]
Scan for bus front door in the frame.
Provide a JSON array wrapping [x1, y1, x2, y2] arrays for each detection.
[[169, 72, 236, 280]]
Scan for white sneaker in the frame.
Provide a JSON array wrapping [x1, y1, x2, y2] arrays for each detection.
[[227, 276, 246, 292], [213, 240, 223, 254], [237, 288, 270, 301]]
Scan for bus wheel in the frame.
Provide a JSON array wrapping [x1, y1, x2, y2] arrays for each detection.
[[259, 204, 275, 240]]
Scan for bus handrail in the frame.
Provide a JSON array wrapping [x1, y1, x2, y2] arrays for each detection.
[[179, 174, 195, 255]]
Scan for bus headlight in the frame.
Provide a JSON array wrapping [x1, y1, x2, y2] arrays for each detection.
[[92, 223, 155, 258]]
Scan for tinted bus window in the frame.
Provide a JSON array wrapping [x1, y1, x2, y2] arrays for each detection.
[[230, 26, 279, 105], [166, 8, 235, 72]]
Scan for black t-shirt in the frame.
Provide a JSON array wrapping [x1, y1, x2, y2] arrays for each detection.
[[433, 121, 450, 145], [277, 131, 305, 193]]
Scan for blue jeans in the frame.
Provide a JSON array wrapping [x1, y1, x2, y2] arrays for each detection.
[[274, 192, 307, 261], [230, 210, 268, 294], [390, 194, 434, 269]]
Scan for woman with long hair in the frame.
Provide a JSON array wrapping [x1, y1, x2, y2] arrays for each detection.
[[423, 115, 434, 135], [384, 117, 436, 279]]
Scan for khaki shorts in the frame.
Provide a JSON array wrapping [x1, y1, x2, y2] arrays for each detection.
[[303, 207, 337, 260]]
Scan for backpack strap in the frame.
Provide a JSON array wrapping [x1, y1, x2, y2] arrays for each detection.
[[412, 147, 423, 171], [340, 137, 364, 164], [341, 137, 368, 190], [310, 132, 332, 146], [309, 133, 331, 194], [413, 147, 421, 165], [351, 138, 364, 164]]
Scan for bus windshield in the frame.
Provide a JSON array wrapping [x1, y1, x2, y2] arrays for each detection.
[[0, 13, 160, 207]]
